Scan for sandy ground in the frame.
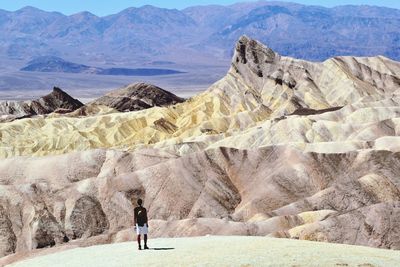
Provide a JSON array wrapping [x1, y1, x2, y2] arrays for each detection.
[[6, 236, 400, 267]]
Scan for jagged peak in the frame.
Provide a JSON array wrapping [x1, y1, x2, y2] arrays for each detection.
[[231, 36, 280, 79], [109, 82, 184, 102], [52, 86, 65, 93], [89, 82, 184, 112], [234, 36, 278, 64], [49, 87, 76, 99], [41, 87, 84, 109]]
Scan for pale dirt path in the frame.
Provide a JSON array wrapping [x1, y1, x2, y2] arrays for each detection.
[[7, 236, 400, 267]]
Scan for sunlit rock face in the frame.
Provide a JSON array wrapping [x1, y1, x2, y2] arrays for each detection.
[[1, 146, 400, 258], [1, 36, 400, 158], [0, 87, 83, 122], [1, 37, 400, 258], [84, 82, 185, 112]]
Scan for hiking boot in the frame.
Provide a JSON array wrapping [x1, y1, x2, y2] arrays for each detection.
[[144, 245, 149, 250]]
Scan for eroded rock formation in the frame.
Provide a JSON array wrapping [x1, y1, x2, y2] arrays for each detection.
[[88, 82, 185, 112], [1, 146, 400, 259], [0, 87, 83, 122], [1, 37, 400, 261], [1, 37, 399, 158]]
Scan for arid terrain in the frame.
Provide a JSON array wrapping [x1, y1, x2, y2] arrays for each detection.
[[1, 36, 400, 265], [6, 236, 400, 267], [2, 2, 400, 98]]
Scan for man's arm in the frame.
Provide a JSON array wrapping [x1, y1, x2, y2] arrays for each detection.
[[134, 208, 137, 226], [145, 208, 148, 227]]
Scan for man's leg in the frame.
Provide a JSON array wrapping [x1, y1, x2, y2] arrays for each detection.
[[137, 234, 142, 250], [144, 234, 148, 249]]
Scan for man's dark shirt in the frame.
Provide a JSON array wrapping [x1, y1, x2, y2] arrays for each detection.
[[134, 206, 148, 227]]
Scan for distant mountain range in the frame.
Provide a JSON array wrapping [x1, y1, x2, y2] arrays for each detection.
[[20, 56, 184, 76], [1, 2, 400, 65]]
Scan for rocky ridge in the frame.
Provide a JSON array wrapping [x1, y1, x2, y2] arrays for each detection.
[[0, 146, 400, 260], [86, 82, 185, 112], [2, 4, 400, 62], [1, 36, 400, 157], [1, 37, 400, 261], [0, 87, 83, 121], [0, 83, 184, 121]]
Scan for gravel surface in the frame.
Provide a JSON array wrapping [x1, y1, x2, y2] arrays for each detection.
[[8, 236, 400, 267]]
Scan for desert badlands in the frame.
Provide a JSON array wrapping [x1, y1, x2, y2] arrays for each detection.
[[1, 36, 400, 266]]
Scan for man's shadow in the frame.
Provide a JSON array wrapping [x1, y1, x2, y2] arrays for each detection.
[[150, 248, 175, 250]]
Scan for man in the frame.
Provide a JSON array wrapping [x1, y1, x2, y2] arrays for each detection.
[[134, 198, 149, 250]]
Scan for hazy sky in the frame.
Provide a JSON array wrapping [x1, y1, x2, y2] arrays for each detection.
[[1, 0, 400, 16]]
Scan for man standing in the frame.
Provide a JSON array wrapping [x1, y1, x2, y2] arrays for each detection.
[[134, 198, 149, 250]]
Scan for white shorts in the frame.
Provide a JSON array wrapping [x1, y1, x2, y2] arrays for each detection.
[[136, 224, 148, 235]]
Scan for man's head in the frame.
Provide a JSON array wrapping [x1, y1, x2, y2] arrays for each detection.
[[137, 198, 143, 206]]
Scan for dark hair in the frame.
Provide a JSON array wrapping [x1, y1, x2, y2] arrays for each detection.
[[137, 199, 143, 206]]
